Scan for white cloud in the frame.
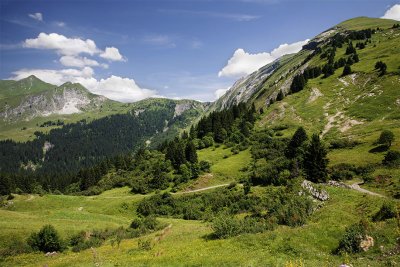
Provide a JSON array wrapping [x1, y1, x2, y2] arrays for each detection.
[[10, 68, 156, 103], [382, 4, 400, 21], [24, 33, 99, 56], [28, 13, 43, 21], [218, 39, 309, 78], [143, 35, 176, 48], [100, 47, 125, 61], [93, 76, 156, 102], [60, 55, 102, 68], [55, 21, 66, 27], [214, 87, 230, 99]]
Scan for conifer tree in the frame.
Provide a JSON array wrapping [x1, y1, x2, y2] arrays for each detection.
[[303, 134, 328, 183], [185, 141, 198, 164]]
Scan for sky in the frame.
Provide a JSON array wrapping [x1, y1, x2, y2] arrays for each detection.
[[1, 0, 399, 102]]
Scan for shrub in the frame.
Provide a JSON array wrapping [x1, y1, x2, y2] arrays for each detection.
[[211, 213, 243, 239], [199, 160, 211, 172], [330, 163, 356, 181], [138, 238, 153, 251], [27, 225, 65, 253], [377, 130, 394, 147], [335, 221, 367, 254], [383, 150, 400, 167], [372, 202, 397, 221], [329, 138, 360, 149]]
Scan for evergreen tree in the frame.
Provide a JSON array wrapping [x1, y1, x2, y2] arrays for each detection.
[[303, 134, 329, 183], [185, 141, 198, 164], [277, 90, 284, 101], [285, 127, 308, 159], [342, 64, 352, 76]]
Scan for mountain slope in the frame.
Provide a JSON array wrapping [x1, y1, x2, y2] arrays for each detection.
[[214, 17, 399, 145]]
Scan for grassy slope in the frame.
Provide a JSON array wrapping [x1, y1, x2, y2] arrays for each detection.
[[2, 186, 398, 266]]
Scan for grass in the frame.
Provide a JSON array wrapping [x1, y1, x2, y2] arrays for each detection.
[[197, 146, 251, 184], [1, 185, 398, 266]]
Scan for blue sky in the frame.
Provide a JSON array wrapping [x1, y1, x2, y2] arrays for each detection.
[[1, 0, 399, 102]]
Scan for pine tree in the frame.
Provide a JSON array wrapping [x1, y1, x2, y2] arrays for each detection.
[[285, 127, 308, 159], [277, 90, 284, 101], [185, 141, 198, 164], [303, 134, 329, 183], [342, 64, 352, 76]]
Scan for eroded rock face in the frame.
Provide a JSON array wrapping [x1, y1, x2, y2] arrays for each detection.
[[1, 86, 106, 122], [301, 180, 329, 201]]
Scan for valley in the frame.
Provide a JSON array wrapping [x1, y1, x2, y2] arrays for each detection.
[[0, 14, 399, 267]]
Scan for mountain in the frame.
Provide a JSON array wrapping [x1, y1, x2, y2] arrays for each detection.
[[216, 17, 400, 141], [0, 76, 207, 141], [0, 80, 110, 122]]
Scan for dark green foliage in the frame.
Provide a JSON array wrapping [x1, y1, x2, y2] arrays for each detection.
[[329, 138, 360, 149], [0, 101, 191, 193], [276, 90, 284, 101], [285, 127, 308, 159], [330, 163, 355, 181], [322, 63, 335, 78], [345, 42, 356, 55], [185, 141, 198, 164], [27, 225, 65, 253], [372, 202, 397, 222], [393, 24, 400, 29], [303, 134, 329, 183], [335, 221, 368, 254], [290, 74, 306, 93], [137, 187, 313, 239], [377, 130, 394, 147], [199, 160, 211, 172], [356, 42, 366, 49], [383, 150, 400, 167], [375, 61, 387, 76], [0, 174, 11, 196], [342, 64, 352, 76]]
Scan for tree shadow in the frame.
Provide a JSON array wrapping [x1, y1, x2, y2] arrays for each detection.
[[201, 233, 218, 241], [368, 145, 388, 153]]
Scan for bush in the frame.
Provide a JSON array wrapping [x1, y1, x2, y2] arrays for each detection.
[[377, 130, 394, 147], [335, 221, 367, 254], [138, 238, 153, 251], [330, 163, 356, 181], [199, 160, 211, 172], [372, 202, 397, 221], [383, 150, 400, 167], [329, 138, 360, 149], [211, 213, 243, 239], [27, 225, 65, 253]]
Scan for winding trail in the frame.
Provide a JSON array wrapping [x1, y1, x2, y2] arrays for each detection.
[[349, 182, 385, 198], [175, 183, 231, 194]]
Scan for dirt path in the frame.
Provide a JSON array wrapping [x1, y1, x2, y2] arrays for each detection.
[[175, 183, 231, 194], [350, 182, 385, 198], [26, 194, 35, 201]]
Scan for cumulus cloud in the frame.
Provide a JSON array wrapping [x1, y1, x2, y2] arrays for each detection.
[[60, 55, 104, 68], [10, 68, 156, 102], [24, 33, 99, 56], [214, 87, 230, 99], [93, 76, 156, 102], [28, 12, 43, 21], [100, 47, 125, 61], [218, 39, 309, 78], [382, 4, 400, 21]]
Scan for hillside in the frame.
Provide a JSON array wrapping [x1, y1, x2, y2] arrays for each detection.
[[0, 16, 399, 267]]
